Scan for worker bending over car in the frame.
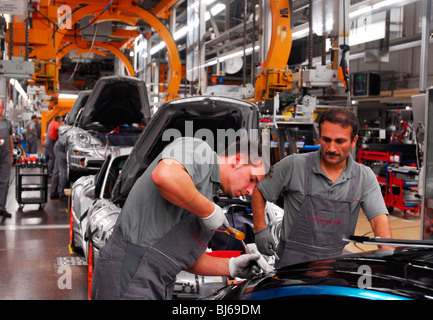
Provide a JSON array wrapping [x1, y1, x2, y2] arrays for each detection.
[[92, 137, 267, 300], [252, 107, 393, 267]]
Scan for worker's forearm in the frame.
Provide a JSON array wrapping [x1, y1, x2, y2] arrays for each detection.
[[370, 214, 393, 250], [151, 159, 214, 218], [186, 253, 230, 276], [252, 187, 267, 232]]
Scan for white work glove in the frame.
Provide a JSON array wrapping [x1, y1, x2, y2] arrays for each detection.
[[200, 203, 230, 230], [228, 253, 261, 278], [254, 226, 276, 256]]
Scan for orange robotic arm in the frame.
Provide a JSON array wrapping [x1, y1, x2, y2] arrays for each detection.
[[253, 0, 294, 102]]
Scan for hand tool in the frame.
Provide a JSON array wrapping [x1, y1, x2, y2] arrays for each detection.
[[245, 243, 275, 274], [225, 226, 275, 274], [225, 226, 246, 241]]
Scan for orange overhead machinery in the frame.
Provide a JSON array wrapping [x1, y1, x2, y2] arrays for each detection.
[[6, 0, 182, 145], [252, 0, 294, 102], [251, 0, 351, 102]]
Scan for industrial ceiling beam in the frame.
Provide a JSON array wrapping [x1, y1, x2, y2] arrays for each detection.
[[57, 41, 135, 77], [56, 1, 181, 101], [150, 0, 179, 19]]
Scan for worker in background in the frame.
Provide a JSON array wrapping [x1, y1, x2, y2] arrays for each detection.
[[25, 115, 38, 154], [252, 108, 393, 267], [36, 116, 41, 140], [0, 100, 13, 218], [92, 137, 267, 300], [50, 125, 68, 201], [44, 116, 64, 175]]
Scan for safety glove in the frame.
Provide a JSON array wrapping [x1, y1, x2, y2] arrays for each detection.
[[254, 226, 276, 256], [200, 203, 230, 230], [228, 253, 261, 278]]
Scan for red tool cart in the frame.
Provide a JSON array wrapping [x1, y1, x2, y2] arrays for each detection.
[[358, 148, 421, 219]]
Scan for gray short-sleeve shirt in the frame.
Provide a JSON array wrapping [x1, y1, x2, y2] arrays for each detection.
[[119, 137, 221, 247], [258, 150, 387, 240]]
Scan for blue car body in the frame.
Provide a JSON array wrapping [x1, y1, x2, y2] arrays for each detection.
[[209, 247, 433, 300]]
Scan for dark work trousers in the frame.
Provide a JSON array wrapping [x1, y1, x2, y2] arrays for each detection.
[[0, 148, 11, 211], [0, 119, 11, 212], [44, 136, 56, 175], [91, 212, 214, 300], [26, 133, 37, 154], [50, 140, 68, 198]]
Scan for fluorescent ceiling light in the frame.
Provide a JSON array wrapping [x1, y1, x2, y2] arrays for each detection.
[[220, 45, 259, 61], [206, 2, 225, 19], [174, 26, 187, 40], [59, 93, 79, 99], [292, 27, 309, 39], [9, 79, 27, 100], [349, 20, 385, 45], [373, 0, 400, 10], [150, 2, 226, 56], [349, 0, 418, 19], [150, 41, 166, 55], [349, 6, 372, 19], [187, 0, 217, 11], [202, 44, 260, 68]]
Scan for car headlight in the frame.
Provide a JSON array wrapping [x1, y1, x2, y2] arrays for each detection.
[[73, 131, 104, 149], [87, 201, 121, 250], [74, 132, 92, 148]]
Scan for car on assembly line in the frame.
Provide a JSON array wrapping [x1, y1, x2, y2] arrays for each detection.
[[70, 146, 132, 260], [72, 95, 283, 299], [65, 75, 150, 181], [204, 243, 433, 301], [84, 94, 262, 251]]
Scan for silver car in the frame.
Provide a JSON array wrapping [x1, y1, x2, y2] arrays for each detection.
[[66, 75, 150, 181], [70, 147, 132, 260]]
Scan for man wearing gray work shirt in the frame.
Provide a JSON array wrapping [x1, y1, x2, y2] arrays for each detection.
[[92, 137, 267, 299], [120, 136, 223, 247], [252, 108, 392, 267], [0, 100, 13, 218]]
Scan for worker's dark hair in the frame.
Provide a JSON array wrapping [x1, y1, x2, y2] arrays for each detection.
[[54, 116, 61, 121], [221, 139, 261, 163], [318, 108, 359, 141]]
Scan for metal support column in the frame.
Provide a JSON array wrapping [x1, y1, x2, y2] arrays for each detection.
[[419, 0, 431, 94], [198, 0, 206, 94], [419, 1, 432, 240], [422, 88, 433, 240]]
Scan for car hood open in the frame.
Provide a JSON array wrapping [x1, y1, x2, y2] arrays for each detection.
[[65, 90, 91, 126], [78, 76, 151, 129], [111, 95, 259, 204]]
